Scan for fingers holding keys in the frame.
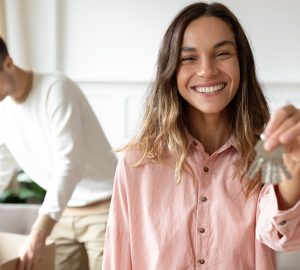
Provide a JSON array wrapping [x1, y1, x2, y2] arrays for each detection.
[[264, 104, 296, 136], [264, 104, 300, 151]]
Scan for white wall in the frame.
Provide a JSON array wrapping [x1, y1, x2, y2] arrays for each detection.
[[4, 0, 300, 148], [3, 1, 300, 268], [5, 0, 300, 83]]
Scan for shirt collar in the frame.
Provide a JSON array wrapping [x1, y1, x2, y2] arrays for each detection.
[[185, 129, 239, 155]]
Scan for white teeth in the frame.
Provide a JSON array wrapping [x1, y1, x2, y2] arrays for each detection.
[[195, 84, 225, 93]]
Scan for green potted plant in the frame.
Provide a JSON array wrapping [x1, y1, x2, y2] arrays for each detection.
[[0, 170, 46, 204]]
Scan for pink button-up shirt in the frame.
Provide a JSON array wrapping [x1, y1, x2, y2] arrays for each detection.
[[103, 136, 300, 269]]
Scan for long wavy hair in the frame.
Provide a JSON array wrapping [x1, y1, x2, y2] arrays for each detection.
[[123, 2, 270, 196]]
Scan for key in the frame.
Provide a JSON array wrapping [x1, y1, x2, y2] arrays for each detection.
[[274, 158, 292, 180], [246, 155, 264, 180], [262, 161, 272, 184], [245, 135, 292, 184]]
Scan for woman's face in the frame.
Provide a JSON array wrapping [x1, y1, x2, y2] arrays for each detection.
[[176, 16, 240, 117]]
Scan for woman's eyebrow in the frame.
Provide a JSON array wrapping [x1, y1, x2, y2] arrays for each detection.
[[213, 40, 235, 49], [181, 46, 196, 52], [181, 40, 235, 52]]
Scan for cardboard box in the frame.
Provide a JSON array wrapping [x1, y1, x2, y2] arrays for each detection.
[[0, 232, 54, 270]]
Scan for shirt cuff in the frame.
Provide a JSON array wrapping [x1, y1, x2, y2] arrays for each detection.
[[257, 184, 300, 251]]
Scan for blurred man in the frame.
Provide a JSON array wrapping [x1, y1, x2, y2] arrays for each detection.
[[0, 37, 117, 270]]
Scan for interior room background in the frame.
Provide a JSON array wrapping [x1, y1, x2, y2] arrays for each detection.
[[1, 0, 300, 269]]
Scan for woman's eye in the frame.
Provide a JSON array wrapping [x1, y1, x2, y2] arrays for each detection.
[[216, 52, 231, 59], [181, 56, 196, 62]]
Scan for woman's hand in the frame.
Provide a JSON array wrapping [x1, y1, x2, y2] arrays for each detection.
[[264, 104, 300, 156], [264, 104, 300, 209]]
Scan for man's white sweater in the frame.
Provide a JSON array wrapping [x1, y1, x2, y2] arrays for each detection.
[[0, 72, 117, 220]]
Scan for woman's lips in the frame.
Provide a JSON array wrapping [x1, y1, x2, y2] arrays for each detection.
[[193, 83, 226, 94]]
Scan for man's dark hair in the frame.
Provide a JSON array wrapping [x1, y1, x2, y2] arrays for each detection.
[[0, 37, 9, 69]]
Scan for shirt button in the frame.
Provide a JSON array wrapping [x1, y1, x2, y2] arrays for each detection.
[[201, 196, 207, 202], [203, 166, 209, 172], [278, 220, 286, 226], [198, 259, 205, 264], [198, 228, 205, 233]]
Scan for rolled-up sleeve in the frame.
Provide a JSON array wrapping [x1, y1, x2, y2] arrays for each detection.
[[256, 184, 300, 251]]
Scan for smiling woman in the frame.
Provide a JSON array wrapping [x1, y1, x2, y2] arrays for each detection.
[[102, 2, 300, 270]]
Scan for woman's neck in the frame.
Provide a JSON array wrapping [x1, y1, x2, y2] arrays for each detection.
[[188, 111, 230, 155]]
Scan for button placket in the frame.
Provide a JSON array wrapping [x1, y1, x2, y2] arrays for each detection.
[[197, 194, 208, 268], [196, 154, 210, 269]]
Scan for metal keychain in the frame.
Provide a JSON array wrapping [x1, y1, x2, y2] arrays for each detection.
[[245, 135, 292, 184]]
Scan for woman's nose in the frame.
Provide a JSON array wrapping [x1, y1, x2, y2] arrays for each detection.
[[196, 58, 217, 78]]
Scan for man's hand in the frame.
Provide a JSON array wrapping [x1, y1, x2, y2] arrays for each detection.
[[17, 228, 47, 270], [17, 214, 56, 270]]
